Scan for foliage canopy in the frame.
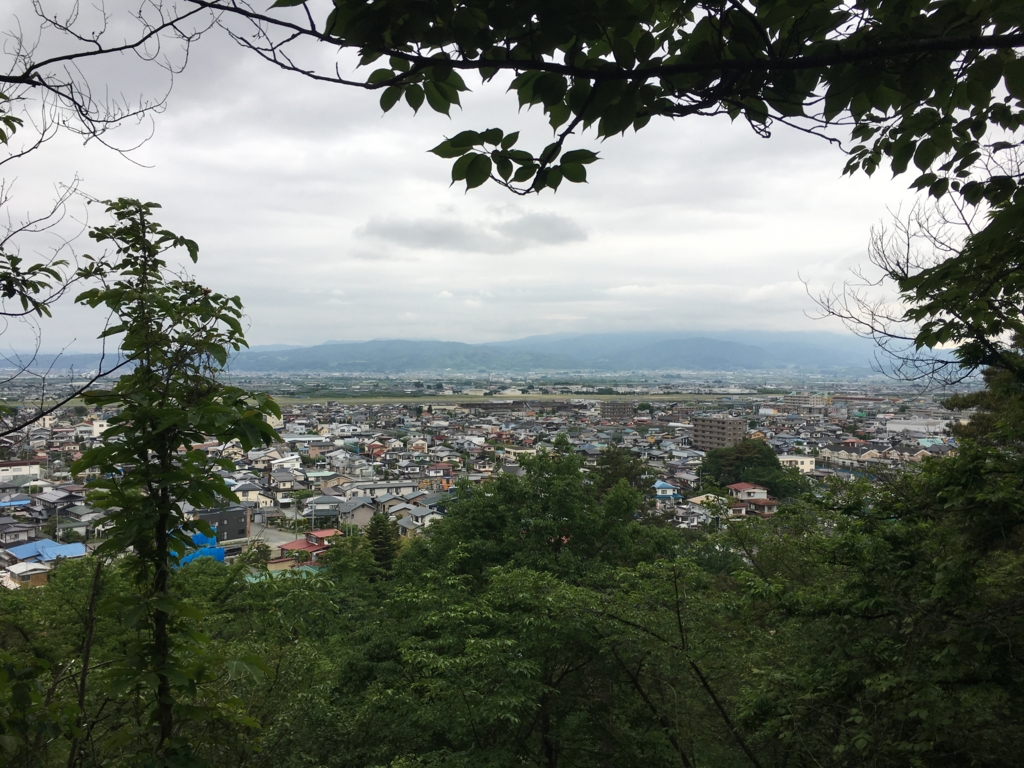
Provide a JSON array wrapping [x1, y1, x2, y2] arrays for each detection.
[[702, 439, 809, 498]]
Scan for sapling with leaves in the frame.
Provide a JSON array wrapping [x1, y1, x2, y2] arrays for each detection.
[[70, 198, 280, 763]]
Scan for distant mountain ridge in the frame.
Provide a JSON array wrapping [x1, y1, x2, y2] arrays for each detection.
[[225, 331, 880, 373], [9, 331, 882, 374]]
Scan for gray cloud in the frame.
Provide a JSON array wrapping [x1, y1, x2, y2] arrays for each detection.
[[354, 212, 587, 254], [0, 10, 921, 350], [492, 212, 588, 245]]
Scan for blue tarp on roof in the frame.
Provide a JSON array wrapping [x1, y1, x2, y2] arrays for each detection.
[[6, 539, 87, 563], [175, 531, 225, 567], [179, 547, 225, 566], [191, 531, 218, 548]]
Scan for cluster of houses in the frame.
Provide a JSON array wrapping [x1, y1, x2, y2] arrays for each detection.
[[0, 388, 963, 586]]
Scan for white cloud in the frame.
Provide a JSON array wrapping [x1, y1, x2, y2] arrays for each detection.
[[354, 211, 586, 254]]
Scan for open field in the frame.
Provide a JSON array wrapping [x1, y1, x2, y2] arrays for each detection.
[[9, 391, 745, 409]]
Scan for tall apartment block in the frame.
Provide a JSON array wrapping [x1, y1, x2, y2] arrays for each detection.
[[692, 414, 746, 450], [599, 401, 635, 420], [782, 392, 826, 412]]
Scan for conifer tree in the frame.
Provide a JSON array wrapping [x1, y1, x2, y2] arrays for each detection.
[[365, 512, 400, 572]]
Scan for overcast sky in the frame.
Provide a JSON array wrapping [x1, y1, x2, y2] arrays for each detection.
[[3, 10, 921, 353]]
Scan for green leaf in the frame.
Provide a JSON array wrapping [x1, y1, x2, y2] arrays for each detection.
[[433, 80, 461, 107], [560, 162, 587, 183], [635, 31, 657, 62], [431, 60, 454, 84], [480, 128, 503, 144], [449, 130, 482, 148], [929, 177, 949, 198], [560, 149, 599, 165], [430, 140, 471, 158], [496, 156, 513, 181], [1005, 58, 1024, 100], [539, 143, 561, 164], [506, 149, 533, 164], [914, 139, 938, 171], [367, 68, 395, 85], [451, 153, 475, 182], [599, 95, 638, 136], [405, 85, 424, 112], [424, 81, 451, 115], [548, 103, 571, 129], [500, 131, 520, 150], [379, 86, 402, 113], [612, 38, 635, 70], [226, 656, 269, 681], [512, 164, 536, 183], [465, 154, 492, 189]]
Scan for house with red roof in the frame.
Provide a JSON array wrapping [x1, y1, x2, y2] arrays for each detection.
[[277, 528, 342, 561], [725, 483, 779, 517]]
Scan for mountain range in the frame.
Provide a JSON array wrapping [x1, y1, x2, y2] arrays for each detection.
[[9, 331, 885, 375], [226, 331, 882, 374]]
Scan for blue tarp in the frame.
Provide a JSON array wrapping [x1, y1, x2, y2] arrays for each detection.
[[191, 531, 218, 548], [175, 530, 225, 567], [179, 546, 226, 566]]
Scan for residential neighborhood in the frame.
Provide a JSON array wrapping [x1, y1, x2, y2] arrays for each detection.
[[0, 386, 964, 588]]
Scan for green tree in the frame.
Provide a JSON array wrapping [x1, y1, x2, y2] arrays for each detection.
[[702, 439, 808, 498], [591, 445, 656, 512], [944, 336, 1024, 444], [417, 448, 676, 584], [703, 444, 1024, 767], [895, 200, 1024, 382], [70, 199, 279, 762], [365, 512, 400, 573], [238, 540, 272, 568]]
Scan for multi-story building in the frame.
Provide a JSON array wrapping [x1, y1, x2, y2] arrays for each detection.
[[599, 401, 634, 420], [197, 505, 250, 543], [667, 406, 697, 423], [783, 392, 826, 412], [692, 415, 745, 450], [0, 461, 41, 481], [778, 455, 816, 474]]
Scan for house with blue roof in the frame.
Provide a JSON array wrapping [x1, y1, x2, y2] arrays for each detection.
[[1, 538, 87, 565], [653, 480, 683, 513], [653, 479, 681, 498]]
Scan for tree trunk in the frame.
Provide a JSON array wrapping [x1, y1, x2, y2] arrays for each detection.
[[153, 507, 173, 751]]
